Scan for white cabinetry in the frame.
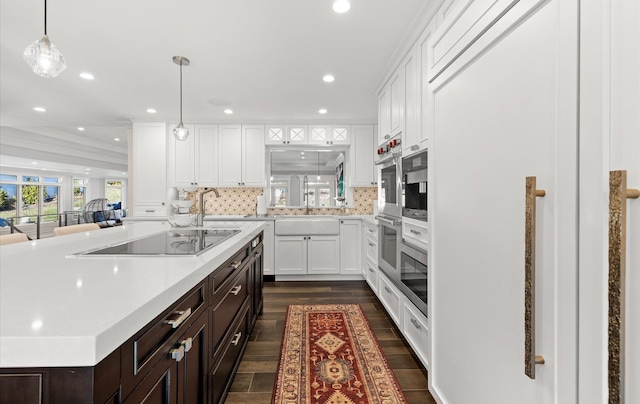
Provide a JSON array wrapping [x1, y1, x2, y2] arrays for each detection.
[[274, 235, 339, 275], [378, 67, 404, 146], [401, 46, 420, 154], [402, 219, 428, 252], [349, 125, 377, 186], [403, 299, 430, 369], [377, 87, 390, 145], [132, 122, 167, 217], [308, 125, 351, 146], [429, 1, 578, 402], [218, 124, 265, 187], [169, 124, 218, 187], [339, 220, 361, 275], [265, 125, 308, 145]]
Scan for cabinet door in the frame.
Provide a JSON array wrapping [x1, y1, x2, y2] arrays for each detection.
[[195, 125, 218, 186], [308, 125, 330, 145], [218, 125, 242, 186], [350, 125, 376, 186], [307, 236, 339, 274], [378, 87, 391, 144], [402, 46, 420, 154], [330, 125, 350, 145], [241, 125, 265, 186], [339, 220, 361, 275], [429, 1, 578, 402], [177, 313, 207, 404], [275, 236, 307, 275], [123, 357, 177, 404], [580, 0, 640, 401], [389, 68, 404, 138], [261, 221, 275, 275], [286, 125, 308, 144], [419, 22, 435, 149], [171, 124, 196, 187], [133, 122, 167, 208], [265, 125, 286, 145]]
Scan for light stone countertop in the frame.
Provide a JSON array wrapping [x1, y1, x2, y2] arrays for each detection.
[[0, 221, 265, 368]]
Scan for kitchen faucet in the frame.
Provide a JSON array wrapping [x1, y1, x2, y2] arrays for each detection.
[[197, 188, 220, 227]]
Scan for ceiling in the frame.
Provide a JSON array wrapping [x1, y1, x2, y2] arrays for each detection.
[[0, 0, 432, 178]]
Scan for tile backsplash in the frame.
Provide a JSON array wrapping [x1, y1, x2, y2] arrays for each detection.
[[187, 187, 378, 216]]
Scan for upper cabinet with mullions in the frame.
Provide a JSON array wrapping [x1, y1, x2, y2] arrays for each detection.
[[265, 124, 350, 146], [265, 125, 308, 145], [308, 125, 350, 145]]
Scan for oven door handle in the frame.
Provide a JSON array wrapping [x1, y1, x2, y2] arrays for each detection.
[[375, 215, 401, 226]]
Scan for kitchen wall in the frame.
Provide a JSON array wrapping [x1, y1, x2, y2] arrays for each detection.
[[188, 186, 378, 216]]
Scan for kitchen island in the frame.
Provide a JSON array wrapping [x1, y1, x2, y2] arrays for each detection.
[[0, 221, 265, 403]]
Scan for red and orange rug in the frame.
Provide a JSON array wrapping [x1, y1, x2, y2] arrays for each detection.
[[272, 304, 408, 404]]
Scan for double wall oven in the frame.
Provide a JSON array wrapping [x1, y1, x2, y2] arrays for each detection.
[[376, 147, 428, 318]]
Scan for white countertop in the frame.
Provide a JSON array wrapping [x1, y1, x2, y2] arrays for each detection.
[[0, 221, 265, 368]]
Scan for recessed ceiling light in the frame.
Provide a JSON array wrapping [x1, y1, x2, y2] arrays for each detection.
[[319, 108, 328, 114], [333, 0, 351, 13], [224, 109, 233, 114], [300, 152, 305, 155], [301, 156, 305, 159], [33, 107, 46, 112], [146, 108, 156, 114], [77, 127, 85, 131], [114, 138, 120, 142], [121, 172, 126, 175], [79, 72, 94, 80], [323, 74, 335, 83], [32, 161, 38, 165], [86, 168, 91, 171]]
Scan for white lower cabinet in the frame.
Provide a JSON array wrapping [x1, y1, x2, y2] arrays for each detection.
[[364, 260, 378, 293], [275, 235, 339, 275], [339, 220, 361, 275], [402, 218, 428, 252], [403, 300, 430, 369], [377, 273, 402, 326]]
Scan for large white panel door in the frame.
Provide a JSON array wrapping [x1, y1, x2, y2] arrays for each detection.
[[350, 125, 376, 186], [195, 125, 218, 186], [171, 124, 195, 187], [429, 1, 578, 403], [580, 0, 640, 402]]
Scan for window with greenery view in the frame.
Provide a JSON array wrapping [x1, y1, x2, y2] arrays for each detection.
[[73, 178, 87, 211], [0, 174, 60, 222]]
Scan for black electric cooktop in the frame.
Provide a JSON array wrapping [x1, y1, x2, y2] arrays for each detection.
[[80, 229, 240, 256]]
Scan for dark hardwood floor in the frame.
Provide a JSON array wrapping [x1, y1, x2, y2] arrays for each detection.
[[225, 280, 437, 404]]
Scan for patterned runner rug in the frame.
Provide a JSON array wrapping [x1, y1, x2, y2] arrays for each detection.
[[272, 304, 407, 404]]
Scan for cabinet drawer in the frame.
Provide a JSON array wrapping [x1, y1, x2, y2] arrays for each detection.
[[210, 244, 250, 294], [210, 304, 250, 404], [403, 302, 430, 369], [120, 281, 207, 397], [133, 204, 166, 217], [365, 235, 377, 264], [365, 261, 378, 293], [378, 274, 402, 326], [402, 220, 428, 250], [364, 221, 378, 240], [211, 265, 250, 355]]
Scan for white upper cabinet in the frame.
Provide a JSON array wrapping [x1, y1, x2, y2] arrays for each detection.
[[402, 46, 420, 155], [218, 124, 265, 187], [308, 125, 351, 145], [132, 122, 167, 215], [264, 124, 308, 145], [169, 124, 218, 187], [241, 124, 266, 186], [349, 124, 377, 186], [378, 66, 404, 145]]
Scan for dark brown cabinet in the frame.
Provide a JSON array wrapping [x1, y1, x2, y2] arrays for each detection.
[[0, 231, 264, 404]]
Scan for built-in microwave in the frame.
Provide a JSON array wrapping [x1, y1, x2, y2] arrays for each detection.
[[399, 241, 428, 317], [402, 150, 427, 222]]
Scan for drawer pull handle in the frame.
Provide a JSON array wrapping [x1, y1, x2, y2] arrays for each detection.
[[181, 337, 193, 353], [230, 285, 242, 295], [410, 229, 421, 235], [167, 308, 192, 329], [254, 252, 262, 258], [231, 332, 242, 346], [231, 260, 242, 269], [368, 242, 375, 247], [170, 345, 185, 362], [368, 267, 374, 273], [145, 210, 155, 213], [384, 286, 391, 294], [410, 318, 422, 330]]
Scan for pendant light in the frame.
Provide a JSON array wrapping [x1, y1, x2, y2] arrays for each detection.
[[23, 0, 67, 78], [172, 56, 190, 141]]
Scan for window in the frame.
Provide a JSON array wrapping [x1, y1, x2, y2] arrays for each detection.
[[0, 173, 60, 222], [105, 180, 123, 209], [73, 178, 87, 211]]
